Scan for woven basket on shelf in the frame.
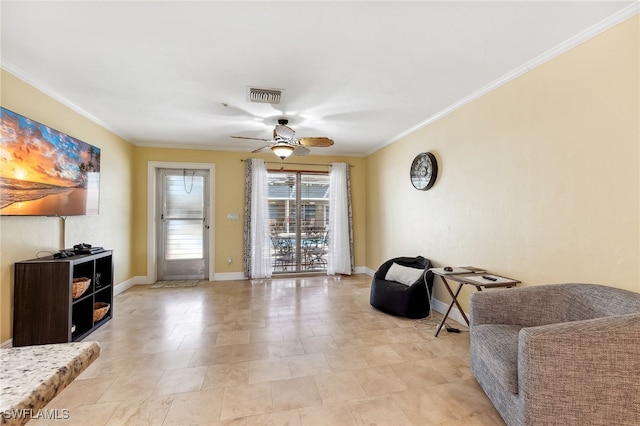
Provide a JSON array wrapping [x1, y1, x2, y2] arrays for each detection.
[[93, 302, 110, 322], [72, 277, 91, 299]]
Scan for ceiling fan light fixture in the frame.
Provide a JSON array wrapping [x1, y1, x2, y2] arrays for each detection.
[[271, 142, 295, 160]]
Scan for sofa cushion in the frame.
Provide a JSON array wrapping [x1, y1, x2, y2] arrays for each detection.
[[471, 324, 522, 394]]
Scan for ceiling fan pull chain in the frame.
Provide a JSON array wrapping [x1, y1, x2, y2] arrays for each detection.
[[183, 169, 195, 194]]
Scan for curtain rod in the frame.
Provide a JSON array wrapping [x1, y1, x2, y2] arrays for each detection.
[[240, 159, 353, 168]]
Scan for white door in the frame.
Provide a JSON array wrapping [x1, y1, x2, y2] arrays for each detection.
[[157, 168, 210, 280]]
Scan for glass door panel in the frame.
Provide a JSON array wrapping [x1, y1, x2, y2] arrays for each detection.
[[268, 171, 329, 273]]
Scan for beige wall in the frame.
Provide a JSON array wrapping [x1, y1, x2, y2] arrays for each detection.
[[366, 16, 639, 309], [0, 69, 135, 342], [131, 148, 367, 279]]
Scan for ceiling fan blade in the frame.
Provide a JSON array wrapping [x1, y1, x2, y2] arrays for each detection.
[[231, 136, 273, 142], [275, 124, 295, 139], [293, 145, 310, 156], [251, 145, 271, 153], [299, 137, 334, 147]]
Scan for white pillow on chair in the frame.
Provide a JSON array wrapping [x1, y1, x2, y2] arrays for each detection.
[[385, 262, 424, 286]]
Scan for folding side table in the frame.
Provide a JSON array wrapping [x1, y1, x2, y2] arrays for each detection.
[[430, 268, 520, 337]]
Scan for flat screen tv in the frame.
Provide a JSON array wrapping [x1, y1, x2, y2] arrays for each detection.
[[0, 107, 100, 216]]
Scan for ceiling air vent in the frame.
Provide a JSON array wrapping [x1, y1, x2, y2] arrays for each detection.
[[247, 87, 282, 104]]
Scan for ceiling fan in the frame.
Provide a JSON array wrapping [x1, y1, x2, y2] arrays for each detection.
[[231, 119, 334, 159]]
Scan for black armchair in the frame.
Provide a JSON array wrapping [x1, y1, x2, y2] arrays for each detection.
[[370, 256, 434, 319]]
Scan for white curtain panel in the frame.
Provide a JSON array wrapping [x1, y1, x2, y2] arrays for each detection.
[[327, 162, 353, 275], [249, 159, 272, 278]]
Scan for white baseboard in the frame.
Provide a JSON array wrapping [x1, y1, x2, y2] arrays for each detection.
[[1, 338, 13, 348], [429, 297, 467, 327], [113, 267, 375, 290], [114, 276, 147, 295], [213, 272, 247, 281], [362, 266, 376, 276], [213, 267, 370, 281]]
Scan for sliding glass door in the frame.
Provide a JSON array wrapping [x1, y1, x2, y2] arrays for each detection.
[[268, 171, 329, 273]]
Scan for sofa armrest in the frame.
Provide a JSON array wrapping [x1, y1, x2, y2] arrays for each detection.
[[519, 313, 640, 425], [470, 285, 572, 327]]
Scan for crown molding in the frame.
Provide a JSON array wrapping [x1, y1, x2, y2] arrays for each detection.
[[1, 60, 133, 142], [368, 3, 640, 156]]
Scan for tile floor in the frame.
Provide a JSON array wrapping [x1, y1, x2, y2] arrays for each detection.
[[35, 274, 504, 425]]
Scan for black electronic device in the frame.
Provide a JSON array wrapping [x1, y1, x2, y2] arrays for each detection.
[[73, 244, 105, 255], [53, 250, 75, 259]]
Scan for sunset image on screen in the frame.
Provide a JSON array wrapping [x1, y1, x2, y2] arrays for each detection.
[[0, 108, 100, 215]]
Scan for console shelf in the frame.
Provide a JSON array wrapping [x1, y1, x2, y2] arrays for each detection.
[[13, 250, 113, 347]]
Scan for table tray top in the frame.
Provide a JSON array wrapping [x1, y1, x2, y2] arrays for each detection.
[[457, 274, 520, 287], [431, 267, 520, 287]]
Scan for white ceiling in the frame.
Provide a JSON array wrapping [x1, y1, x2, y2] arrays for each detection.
[[1, 1, 636, 157]]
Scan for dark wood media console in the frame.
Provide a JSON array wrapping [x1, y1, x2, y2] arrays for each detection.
[[13, 250, 113, 347]]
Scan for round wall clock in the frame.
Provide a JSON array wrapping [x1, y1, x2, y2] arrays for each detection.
[[410, 152, 438, 190]]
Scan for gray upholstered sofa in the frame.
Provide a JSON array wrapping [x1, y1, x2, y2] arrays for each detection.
[[469, 283, 640, 426]]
